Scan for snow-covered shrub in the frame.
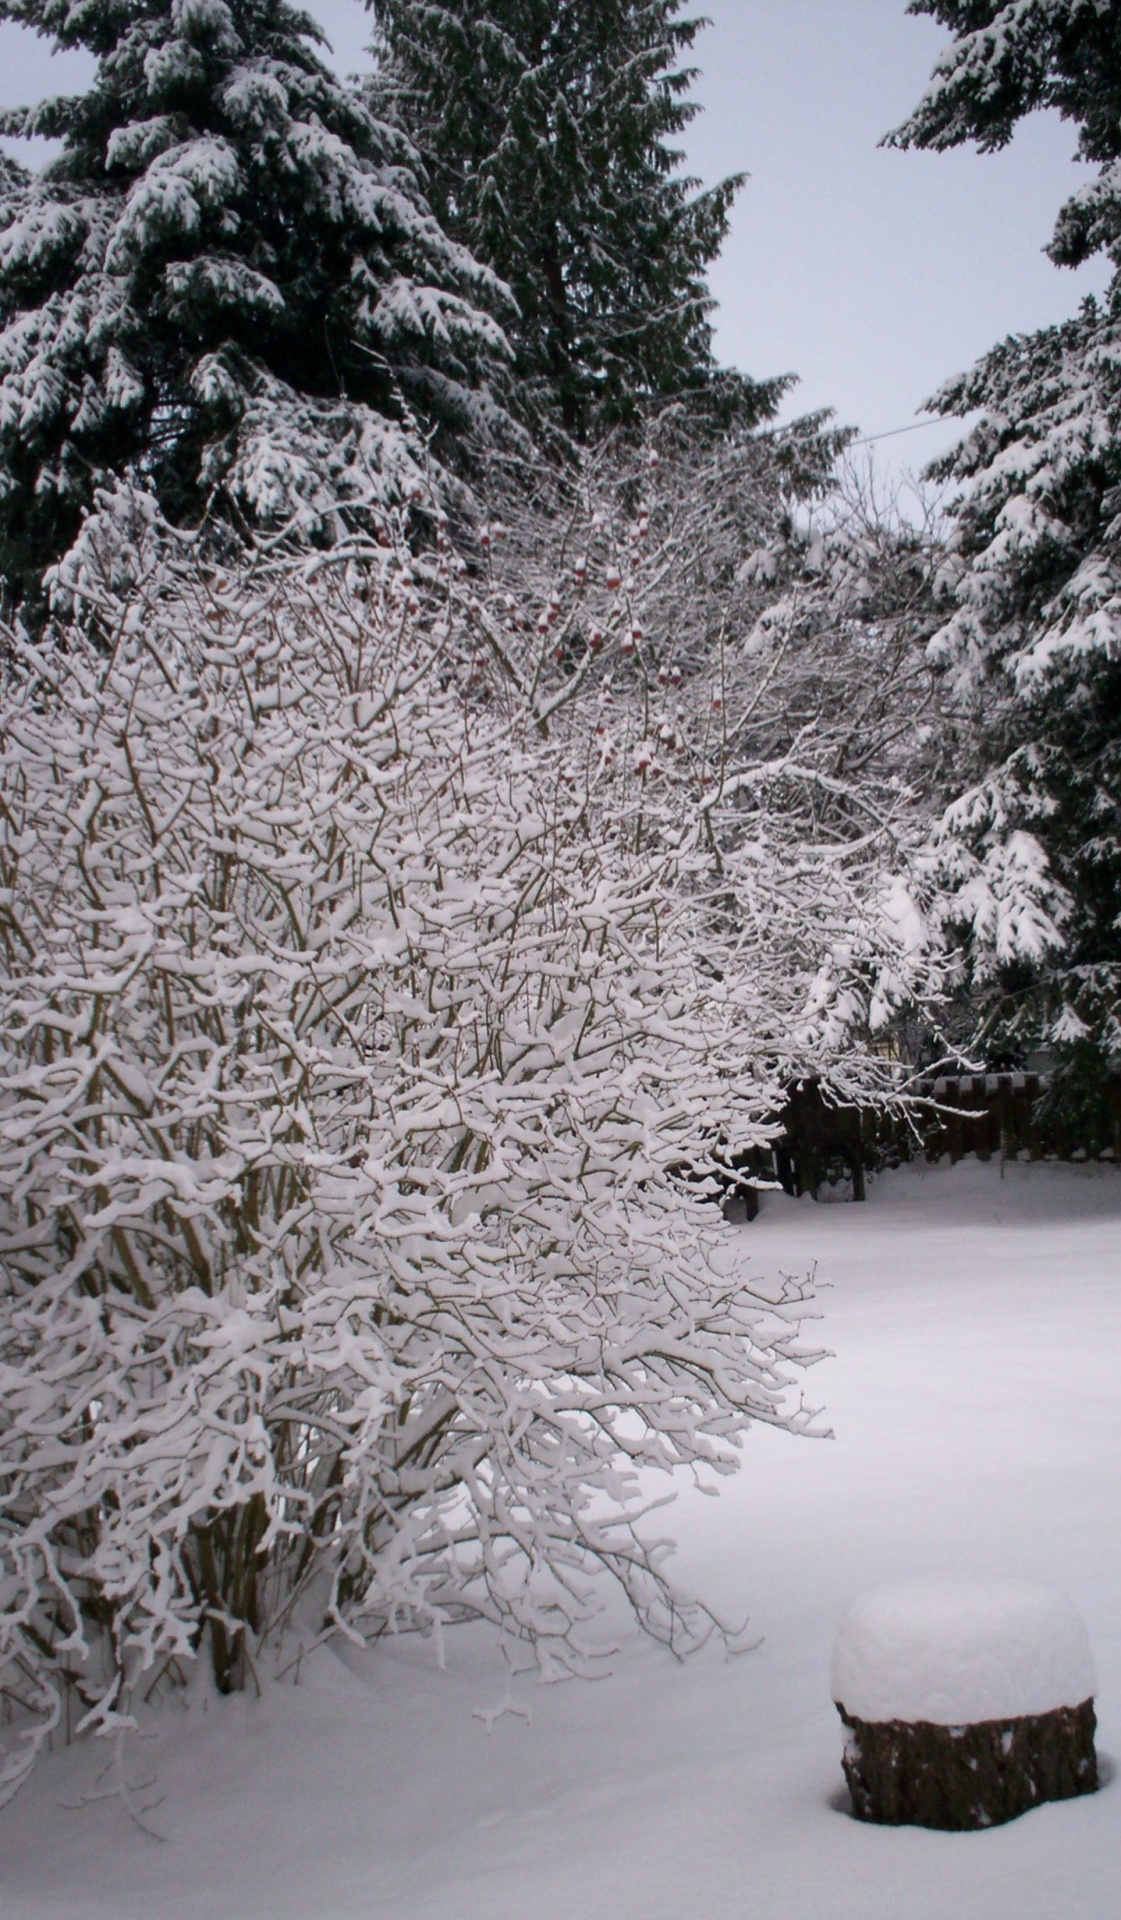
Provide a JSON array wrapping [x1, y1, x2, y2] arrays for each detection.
[[0, 443, 962, 1800], [0, 521, 807, 1802]]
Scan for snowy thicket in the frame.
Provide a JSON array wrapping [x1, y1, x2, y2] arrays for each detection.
[[831, 1576, 1097, 1725], [891, 1, 1121, 1061], [0, 455, 959, 1801], [0, 0, 510, 605], [536, 428, 1073, 1040], [464, 431, 962, 1069]]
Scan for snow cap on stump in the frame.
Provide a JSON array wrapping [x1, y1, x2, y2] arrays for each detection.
[[831, 1576, 1096, 1725], [831, 1576, 1098, 1829]]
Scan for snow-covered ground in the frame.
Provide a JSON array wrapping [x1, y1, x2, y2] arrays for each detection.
[[2, 1156, 1119, 1920]]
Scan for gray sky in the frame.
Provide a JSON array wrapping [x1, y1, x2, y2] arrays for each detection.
[[686, 0, 1110, 477], [0, 0, 1110, 483]]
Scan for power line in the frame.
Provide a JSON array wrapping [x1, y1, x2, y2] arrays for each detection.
[[849, 418, 955, 448]]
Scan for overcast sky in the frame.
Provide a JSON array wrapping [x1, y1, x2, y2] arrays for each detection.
[[0, 0, 1110, 485], [687, 0, 1110, 477]]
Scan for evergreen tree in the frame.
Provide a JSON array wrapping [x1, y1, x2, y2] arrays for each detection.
[[370, 0, 774, 439], [889, 2, 1121, 1064], [0, 0, 510, 604]]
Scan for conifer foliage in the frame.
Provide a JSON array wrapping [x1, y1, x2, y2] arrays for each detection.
[[891, 1, 1121, 272], [370, 0, 767, 438], [891, 2, 1121, 1058], [0, 0, 509, 604]]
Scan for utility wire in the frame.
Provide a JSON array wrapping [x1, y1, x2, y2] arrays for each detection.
[[849, 418, 956, 448]]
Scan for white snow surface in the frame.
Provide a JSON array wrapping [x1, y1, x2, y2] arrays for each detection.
[[2, 1156, 1121, 1920], [830, 1576, 1097, 1725]]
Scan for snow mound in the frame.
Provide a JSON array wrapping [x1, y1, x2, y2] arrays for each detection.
[[830, 1576, 1096, 1725]]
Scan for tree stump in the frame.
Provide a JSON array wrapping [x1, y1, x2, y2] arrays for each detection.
[[831, 1577, 1098, 1830], [838, 1699, 1097, 1829]]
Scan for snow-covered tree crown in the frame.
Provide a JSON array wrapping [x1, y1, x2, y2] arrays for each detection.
[[0, 0, 512, 605], [369, 0, 770, 438]]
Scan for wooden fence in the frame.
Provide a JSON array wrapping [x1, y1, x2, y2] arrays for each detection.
[[914, 1071, 1121, 1167], [736, 1070, 1121, 1211]]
